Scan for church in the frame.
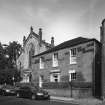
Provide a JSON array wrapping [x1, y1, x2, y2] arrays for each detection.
[[17, 26, 102, 98], [17, 27, 52, 83]]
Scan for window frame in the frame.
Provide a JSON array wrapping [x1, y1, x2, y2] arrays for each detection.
[[52, 53, 58, 67], [70, 48, 77, 64], [50, 72, 60, 82], [69, 70, 76, 81], [39, 57, 45, 69]]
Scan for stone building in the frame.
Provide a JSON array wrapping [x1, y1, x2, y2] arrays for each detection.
[[17, 26, 102, 98], [32, 37, 101, 98], [17, 27, 52, 83]]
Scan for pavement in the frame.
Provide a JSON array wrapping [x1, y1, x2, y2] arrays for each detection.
[[50, 96, 103, 105]]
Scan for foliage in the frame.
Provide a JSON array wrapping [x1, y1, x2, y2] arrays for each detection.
[[0, 41, 22, 84], [0, 42, 8, 69], [42, 82, 70, 89], [15, 82, 34, 87], [42, 81, 92, 89], [6, 41, 22, 67], [70, 81, 92, 88], [0, 68, 22, 85]]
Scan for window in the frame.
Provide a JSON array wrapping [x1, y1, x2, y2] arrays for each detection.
[[70, 48, 77, 64], [52, 53, 58, 67], [39, 57, 45, 69], [71, 72, 76, 80], [50, 73, 60, 82], [69, 70, 76, 81]]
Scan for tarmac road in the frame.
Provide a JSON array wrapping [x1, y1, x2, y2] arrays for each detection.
[[0, 96, 78, 105]]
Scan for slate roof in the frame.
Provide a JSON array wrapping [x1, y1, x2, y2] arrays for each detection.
[[33, 37, 100, 57]]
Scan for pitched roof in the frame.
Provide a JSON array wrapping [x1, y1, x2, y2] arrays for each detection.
[[33, 37, 100, 57], [23, 31, 39, 45], [24, 31, 51, 48]]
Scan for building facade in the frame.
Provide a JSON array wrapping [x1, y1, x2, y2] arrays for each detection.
[[31, 37, 101, 97], [17, 27, 101, 98], [17, 27, 52, 83]]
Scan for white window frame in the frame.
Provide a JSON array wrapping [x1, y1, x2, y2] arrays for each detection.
[[52, 53, 58, 67], [39, 57, 44, 69], [50, 73, 60, 82], [69, 70, 76, 81], [70, 48, 77, 64]]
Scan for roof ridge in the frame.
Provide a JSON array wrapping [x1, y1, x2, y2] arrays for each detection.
[[33, 37, 98, 57]]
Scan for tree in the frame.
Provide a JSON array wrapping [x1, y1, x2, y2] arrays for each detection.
[[6, 41, 22, 68], [0, 68, 22, 84], [0, 41, 22, 84], [0, 43, 8, 69]]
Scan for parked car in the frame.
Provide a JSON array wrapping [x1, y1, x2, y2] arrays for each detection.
[[0, 85, 19, 96], [16, 86, 50, 100]]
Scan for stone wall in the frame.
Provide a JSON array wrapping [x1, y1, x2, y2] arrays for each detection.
[[32, 40, 95, 84]]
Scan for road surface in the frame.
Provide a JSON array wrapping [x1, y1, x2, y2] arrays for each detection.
[[0, 96, 78, 105]]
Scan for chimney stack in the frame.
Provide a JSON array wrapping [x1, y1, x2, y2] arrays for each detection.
[[30, 26, 33, 33], [39, 28, 42, 46], [23, 36, 26, 46], [51, 37, 54, 47]]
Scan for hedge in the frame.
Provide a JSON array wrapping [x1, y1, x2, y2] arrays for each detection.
[[71, 81, 92, 88], [42, 81, 92, 89], [15, 81, 92, 89], [42, 82, 70, 89]]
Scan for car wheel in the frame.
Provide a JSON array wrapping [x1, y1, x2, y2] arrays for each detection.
[[31, 94, 36, 100], [16, 93, 20, 98]]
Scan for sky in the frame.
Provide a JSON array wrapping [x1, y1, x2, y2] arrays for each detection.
[[0, 0, 105, 45]]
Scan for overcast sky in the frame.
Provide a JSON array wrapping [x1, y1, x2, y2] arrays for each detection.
[[0, 0, 105, 45]]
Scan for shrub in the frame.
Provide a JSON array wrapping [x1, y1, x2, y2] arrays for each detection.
[[42, 82, 70, 89], [42, 81, 92, 89], [70, 81, 92, 88]]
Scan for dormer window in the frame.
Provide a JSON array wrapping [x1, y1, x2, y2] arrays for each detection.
[[39, 57, 45, 69], [52, 53, 58, 67], [70, 48, 77, 64]]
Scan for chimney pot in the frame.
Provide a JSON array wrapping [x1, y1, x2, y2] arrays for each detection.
[[51, 36, 54, 47], [23, 36, 26, 46], [30, 26, 33, 33]]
